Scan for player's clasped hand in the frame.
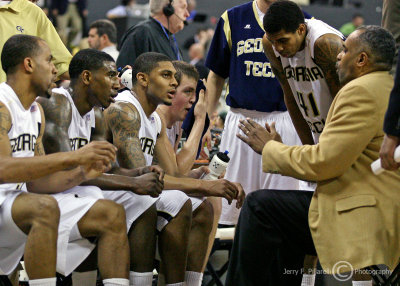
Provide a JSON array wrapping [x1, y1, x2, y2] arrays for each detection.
[[237, 118, 282, 154], [131, 172, 164, 198]]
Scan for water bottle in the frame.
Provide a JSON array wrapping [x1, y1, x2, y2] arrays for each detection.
[[203, 150, 230, 180]]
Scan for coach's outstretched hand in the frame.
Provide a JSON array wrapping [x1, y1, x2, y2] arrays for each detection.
[[237, 118, 282, 154]]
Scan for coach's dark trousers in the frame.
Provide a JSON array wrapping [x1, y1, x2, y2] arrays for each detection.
[[226, 189, 317, 286]]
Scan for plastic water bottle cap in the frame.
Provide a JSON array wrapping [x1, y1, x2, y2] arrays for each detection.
[[224, 150, 229, 155]]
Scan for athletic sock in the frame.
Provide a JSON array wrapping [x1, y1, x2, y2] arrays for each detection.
[[352, 281, 373, 286], [129, 271, 153, 286], [103, 278, 129, 286], [157, 273, 165, 286], [301, 273, 316, 286], [185, 271, 203, 286], [29, 277, 57, 286], [72, 270, 97, 286]]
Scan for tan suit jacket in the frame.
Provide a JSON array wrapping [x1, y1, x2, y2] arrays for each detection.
[[262, 71, 400, 273]]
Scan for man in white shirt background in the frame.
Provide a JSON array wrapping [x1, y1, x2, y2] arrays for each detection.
[[88, 19, 120, 61]]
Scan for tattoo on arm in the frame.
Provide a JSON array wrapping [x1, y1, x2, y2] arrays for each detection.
[[314, 34, 343, 98], [0, 103, 12, 157], [37, 94, 72, 154], [0, 104, 11, 136], [104, 102, 146, 169]]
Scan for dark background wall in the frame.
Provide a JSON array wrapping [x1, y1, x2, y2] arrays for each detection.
[[87, 0, 383, 62]]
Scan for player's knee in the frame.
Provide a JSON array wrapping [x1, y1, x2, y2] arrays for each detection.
[[141, 203, 157, 223], [178, 200, 192, 227], [30, 195, 60, 229], [192, 200, 213, 234], [210, 197, 222, 218], [94, 200, 127, 234]]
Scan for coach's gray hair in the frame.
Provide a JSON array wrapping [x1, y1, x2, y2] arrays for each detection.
[[149, 0, 170, 16], [355, 25, 396, 71]]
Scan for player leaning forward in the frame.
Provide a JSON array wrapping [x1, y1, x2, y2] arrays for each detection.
[[0, 35, 130, 286], [38, 48, 165, 286]]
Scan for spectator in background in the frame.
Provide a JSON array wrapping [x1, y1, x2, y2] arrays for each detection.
[[340, 13, 364, 36], [0, 0, 72, 83], [184, 27, 207, 50], [88, 19, 119, 61], [215, 111, 227, 130], [106, 0, 150, 19], [189, 43, 209, 79], [51, 0, 87, 47], [186, 0, 197, 21], [117, 0, 189, 67]]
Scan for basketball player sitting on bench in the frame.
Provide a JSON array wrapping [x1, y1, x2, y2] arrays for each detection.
[[38, 49, 165, 286], [104, 52, 244, 286], [1, 35, 130, 286], [155, 60, 246, 279]]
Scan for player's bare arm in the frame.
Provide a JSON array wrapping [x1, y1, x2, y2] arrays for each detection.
[[104, 101, 147, 169], [314, 34, 344, 98], [0, 101, 112, 184], [37, 93, 72, 153], [82, 107, 163, 197], [206, 71, 225, 115], [175, 89, 208, 174], [27, 103, 117, 193], [263, 35, 315, 145]]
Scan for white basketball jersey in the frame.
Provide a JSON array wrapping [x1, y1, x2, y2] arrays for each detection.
[[52, 87, 95, 150], [0, 83, 41, 194], [114, 90, 161, 166], [274, 19, 343, 142], [166, 121, 181, 147]]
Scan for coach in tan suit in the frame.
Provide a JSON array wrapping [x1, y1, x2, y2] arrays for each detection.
[[226, 26, 399, 286]]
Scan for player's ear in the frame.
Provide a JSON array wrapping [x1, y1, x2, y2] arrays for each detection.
[[298, 23, 306, 36], [23, 57, 34, 73], [82, 70, 92, 85], [137, 72, 149, 87]]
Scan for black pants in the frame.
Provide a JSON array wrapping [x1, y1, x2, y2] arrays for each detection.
[[226, 189, 317, 286]]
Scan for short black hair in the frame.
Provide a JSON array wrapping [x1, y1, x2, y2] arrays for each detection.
[[90, 19, 118, 44], [264, 0, 305, 35], [352, 13, 363, 20], [356, 25, 395, 71], [172, 61, 199, 84], [131, 52, 172, 85], [1, 34, 44, 75], [69, 49, 115, 79]]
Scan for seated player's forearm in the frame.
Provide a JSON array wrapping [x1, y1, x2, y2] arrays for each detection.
[[164, 174, 206, 194], [26, 167, 87, 194], [108, 165, 142, 177], [0, 152, 82, 184], [81, 173, 136, 190], [176, 117, 206, 174]]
